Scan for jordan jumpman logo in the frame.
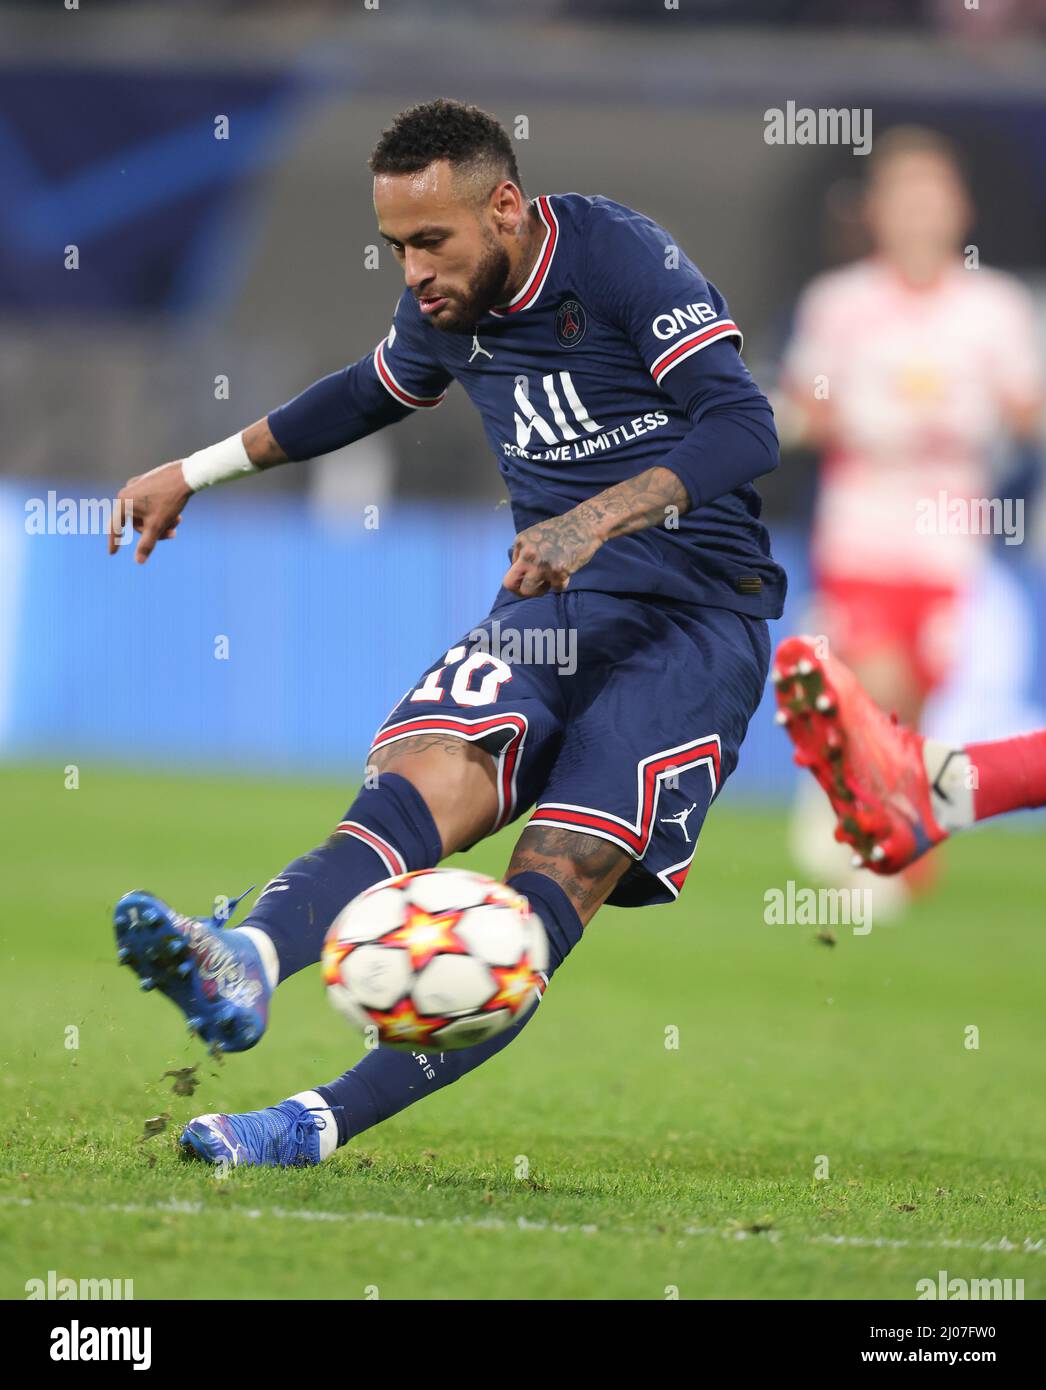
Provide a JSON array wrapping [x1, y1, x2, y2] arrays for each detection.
[[660, 803, 698, 842], [469, 333, 494, 363]]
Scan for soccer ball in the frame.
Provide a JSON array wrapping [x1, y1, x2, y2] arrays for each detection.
[[321, 868, 549, 1051]]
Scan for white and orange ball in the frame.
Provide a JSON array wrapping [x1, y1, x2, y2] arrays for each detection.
[[321, 868, 549, 1051]]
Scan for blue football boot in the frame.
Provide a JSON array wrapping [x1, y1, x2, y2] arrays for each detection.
[[113, 888, 270, 1052], [179, 1099, 333, 1168]]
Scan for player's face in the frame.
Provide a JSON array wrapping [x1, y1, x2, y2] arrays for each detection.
[[866, 152, 971, 265], [374, 162, 513, 332]]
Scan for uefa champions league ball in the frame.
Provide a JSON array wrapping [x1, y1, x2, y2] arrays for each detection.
[[321, 868, 549, 1051]]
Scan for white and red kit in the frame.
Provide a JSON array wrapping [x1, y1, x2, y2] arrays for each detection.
[[783, 257, 1040, 693]]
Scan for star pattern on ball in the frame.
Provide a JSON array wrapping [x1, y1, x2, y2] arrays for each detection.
[[324, 872, 547, 1052], [484, 958, 544, 1016], [382, 906, 470, 971], [368, 996, 450, 1045], [320, 937, 353, 987], [483, 884, 529, 914]]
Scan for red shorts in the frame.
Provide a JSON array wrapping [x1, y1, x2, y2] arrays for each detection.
[[813, 574, 961, 697]]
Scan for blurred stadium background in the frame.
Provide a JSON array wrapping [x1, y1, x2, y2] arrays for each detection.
[[2, 0, 1046, 793]]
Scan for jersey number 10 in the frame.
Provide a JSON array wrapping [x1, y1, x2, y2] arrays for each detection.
[[410, 645, 512, 707]]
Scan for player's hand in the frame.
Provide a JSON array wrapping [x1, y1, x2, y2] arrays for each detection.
[[503, 512, 603, 597], [108, 461, 192, 564]]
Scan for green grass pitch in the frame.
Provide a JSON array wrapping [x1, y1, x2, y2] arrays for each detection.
[[1, 762, 1042, 1300]]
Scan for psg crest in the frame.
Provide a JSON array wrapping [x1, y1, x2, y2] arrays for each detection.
[[555, 298, 587, 347]]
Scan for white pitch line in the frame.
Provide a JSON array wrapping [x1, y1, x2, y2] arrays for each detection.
[[684, 1225, 1045, 1258], [0, 1194, 599, 1237], [2, 1194, 1043, 1259]]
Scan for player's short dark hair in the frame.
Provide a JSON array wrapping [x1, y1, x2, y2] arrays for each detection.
[[369, 99, 522, 201]]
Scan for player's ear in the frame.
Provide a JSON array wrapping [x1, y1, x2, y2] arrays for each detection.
[[489, 179, 524, 231]]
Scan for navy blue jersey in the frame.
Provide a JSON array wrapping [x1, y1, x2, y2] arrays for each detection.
[[270, 193, 786, 617]]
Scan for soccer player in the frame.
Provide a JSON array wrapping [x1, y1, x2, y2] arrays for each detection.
[[778, 126, 1042, 896], [772, 634, 1046, 874], [107, 100, 785, 1167], [781, 127, 1041, 726]]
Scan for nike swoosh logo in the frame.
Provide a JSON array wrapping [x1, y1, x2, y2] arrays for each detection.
[[930, 749, 961, 805]]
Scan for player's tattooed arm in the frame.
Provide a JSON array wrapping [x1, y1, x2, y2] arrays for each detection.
[[242, 417, 290, 470], [503, 465, 691, 596], [578, 464, 691, 541]]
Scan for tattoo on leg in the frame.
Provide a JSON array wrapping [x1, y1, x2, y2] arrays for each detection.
[[369, 735, 473, 771], [507, 826, 630, 918]]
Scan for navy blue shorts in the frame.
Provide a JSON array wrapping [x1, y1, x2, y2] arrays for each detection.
[[372, 591, 770, 908]]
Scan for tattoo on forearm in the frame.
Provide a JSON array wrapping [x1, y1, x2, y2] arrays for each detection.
[[242, 418, 289, 471], [579, 465, 691, 541]]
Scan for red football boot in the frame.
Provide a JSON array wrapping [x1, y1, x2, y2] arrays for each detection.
[[772, 636, 950, 875]]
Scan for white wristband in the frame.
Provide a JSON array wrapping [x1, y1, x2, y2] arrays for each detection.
[[181, 433, 258, 492]]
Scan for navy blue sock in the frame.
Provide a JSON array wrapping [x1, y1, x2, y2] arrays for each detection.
[[243, 773, 442, 982], [315, 871, 584, 1146]]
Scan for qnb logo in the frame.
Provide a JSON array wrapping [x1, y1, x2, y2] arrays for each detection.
[[513, 372, 603, 448], [651, 301, 720, 341]]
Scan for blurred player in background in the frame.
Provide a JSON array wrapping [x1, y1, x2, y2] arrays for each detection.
[[778, 126, 1043, 903]]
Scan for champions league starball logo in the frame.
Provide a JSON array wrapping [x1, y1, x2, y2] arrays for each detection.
[[555, 298, 586, 347]]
